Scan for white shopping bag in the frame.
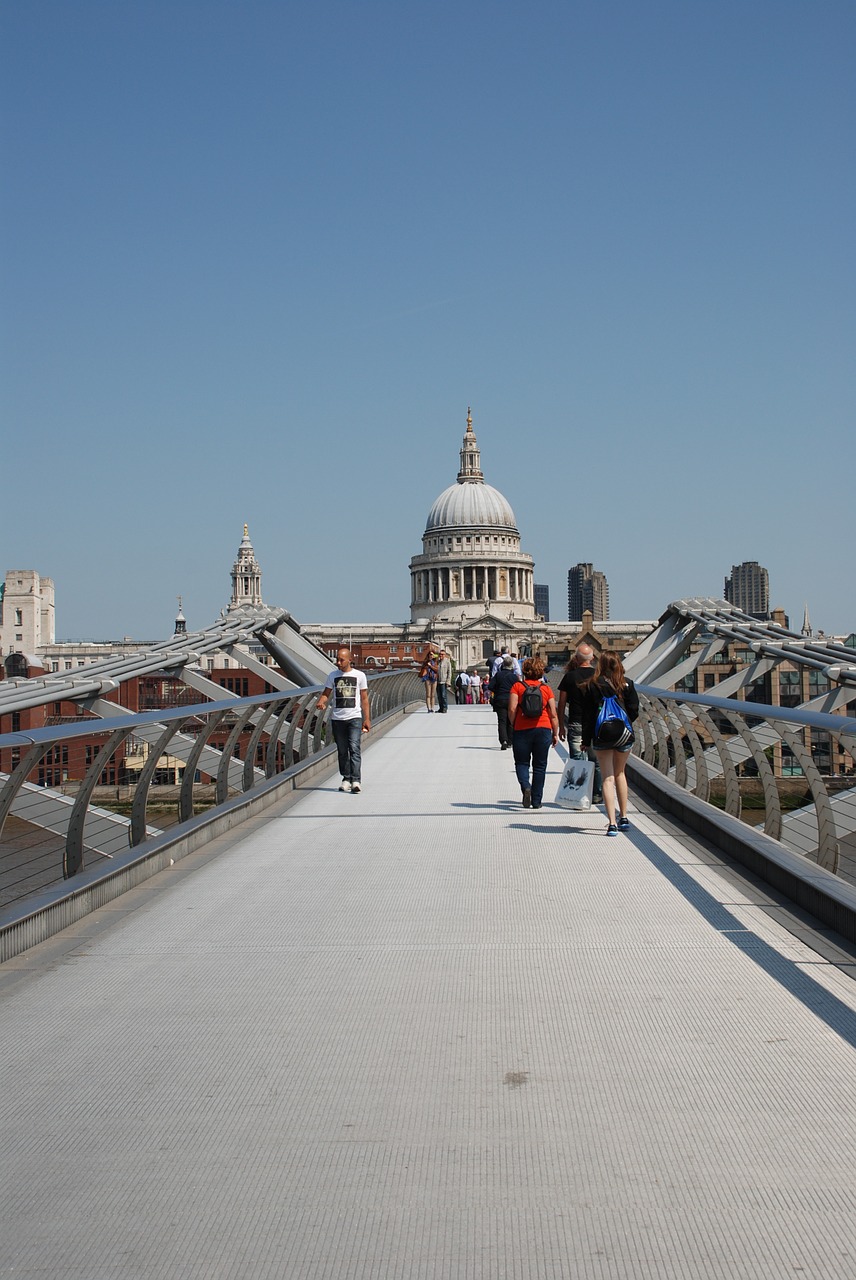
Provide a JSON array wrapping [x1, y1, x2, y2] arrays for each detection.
[[555, 757, 595, 810]]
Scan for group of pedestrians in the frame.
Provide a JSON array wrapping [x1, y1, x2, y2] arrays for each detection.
[[321, 641, 639, 835], [454, 667, 489, 704], [487, 642, 639, 832]]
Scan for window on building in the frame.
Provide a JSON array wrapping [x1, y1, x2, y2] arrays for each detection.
[[779, 670, 800, 709], [780, 744, 804, 777], [808, 671, 830, 697]]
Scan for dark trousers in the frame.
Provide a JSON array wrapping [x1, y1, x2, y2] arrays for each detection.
[[437, 682, 448, 712], [493, 700, 511, 747], [332, 718, 362, 783], [512, 726, 552, 806]]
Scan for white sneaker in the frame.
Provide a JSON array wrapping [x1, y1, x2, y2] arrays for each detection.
[[339, 780, 352, 792], [351, 782, 361, 793]]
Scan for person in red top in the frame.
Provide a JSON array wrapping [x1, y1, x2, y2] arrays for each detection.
[[508, 656, 560, 809]]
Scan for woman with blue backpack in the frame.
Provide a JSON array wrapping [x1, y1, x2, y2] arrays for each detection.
[[573, 650, 639, 836]]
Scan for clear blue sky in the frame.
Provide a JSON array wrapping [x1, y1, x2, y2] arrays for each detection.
[[2, 1, 853, 640]]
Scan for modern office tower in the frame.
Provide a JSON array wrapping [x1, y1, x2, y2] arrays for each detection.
[[534, 584, 550, 621], [724, 561, 770, 619], [568, 563, 609, 621]]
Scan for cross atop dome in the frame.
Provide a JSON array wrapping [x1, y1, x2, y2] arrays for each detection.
[[457, 406, 484, 484]]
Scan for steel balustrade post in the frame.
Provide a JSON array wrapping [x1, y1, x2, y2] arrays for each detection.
[[0, 742, 53, 840], [773, 724, 840, 874], [279, 693, 316, 768], [243, 701, 283, 791], [65, 726, 134, 878], [663, 707, 689, 789], [216, 704, 260, 805], [693, 707, 742, 819], [179, 711, 227, 822], [635, 700, 656, 765], [306, 693, 328, 760], [672, 703, 711, 803], [720, 710, 782, 841], [648, 698, 672, 775], [130, 722, 181, 846], [265, 697, 298, 775]]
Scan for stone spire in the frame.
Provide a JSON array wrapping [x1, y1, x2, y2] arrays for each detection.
[[802, 603, 812, 638], [229, 523, 263, 610], [174, 594, 187, 636], [457, 406, 484, 484]]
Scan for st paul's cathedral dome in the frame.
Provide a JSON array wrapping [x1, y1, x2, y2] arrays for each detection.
[[409, 409, 535, 626]]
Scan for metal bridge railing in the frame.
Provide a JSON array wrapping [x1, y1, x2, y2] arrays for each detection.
[[0, 668, 423, 918], [634, 684, 856, 876]]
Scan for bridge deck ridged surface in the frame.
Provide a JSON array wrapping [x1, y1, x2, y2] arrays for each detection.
[[2, 706, 856, 1279]]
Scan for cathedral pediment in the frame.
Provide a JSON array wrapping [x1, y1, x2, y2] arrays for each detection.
[[458, 611, 528, 633]]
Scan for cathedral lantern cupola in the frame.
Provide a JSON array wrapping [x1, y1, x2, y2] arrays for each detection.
[[229, 523, 263, 610], [457, 406, 484, 483]]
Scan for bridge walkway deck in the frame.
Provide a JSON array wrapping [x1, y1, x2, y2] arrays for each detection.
[[2, 705, 856, 1279]]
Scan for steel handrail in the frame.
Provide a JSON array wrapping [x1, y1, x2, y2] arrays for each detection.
[[634, 683, 855, 875], [0, 669, 423, 892]]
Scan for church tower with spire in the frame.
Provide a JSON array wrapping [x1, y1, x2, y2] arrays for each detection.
[[229, 524, 263, 611]]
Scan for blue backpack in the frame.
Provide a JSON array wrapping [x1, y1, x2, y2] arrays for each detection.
[[593, 685, 634, 749]]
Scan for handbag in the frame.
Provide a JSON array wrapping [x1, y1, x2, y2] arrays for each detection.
[[555, 757, 595, 810]]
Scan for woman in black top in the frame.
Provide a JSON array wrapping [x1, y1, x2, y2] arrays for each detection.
[[488, 654, 518, 749], [570, 649, 639, 836]]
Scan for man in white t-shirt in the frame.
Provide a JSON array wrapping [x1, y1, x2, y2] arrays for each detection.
[[316, 647, 371, 793], [490, 647, 522, 679]]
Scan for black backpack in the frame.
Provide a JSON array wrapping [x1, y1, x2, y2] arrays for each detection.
[[520, 681, 544, 718]]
